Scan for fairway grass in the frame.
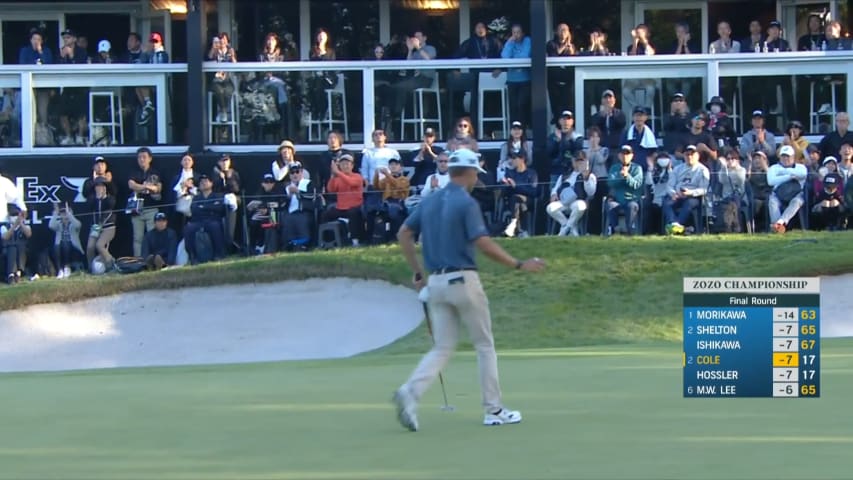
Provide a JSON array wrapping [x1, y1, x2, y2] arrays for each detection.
[[2, 232, 852, 354], [2, 340, 852, 480], [3, 233, 852, 479]]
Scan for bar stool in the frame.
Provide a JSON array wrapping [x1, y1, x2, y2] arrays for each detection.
[[477, 71, 508, 139], [208, 92, 241, 143], [809, 78, 840, 133], [88, 91, 124, 146], [307, 73, 348, 142], [400, 75, 442, 141]]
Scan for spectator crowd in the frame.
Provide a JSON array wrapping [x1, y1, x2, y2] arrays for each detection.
[[2, 12, 853, 283], [2, 103, 853, 285], [7, 13, 851, 147]]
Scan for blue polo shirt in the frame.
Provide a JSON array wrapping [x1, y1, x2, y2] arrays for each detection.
[[404, 182, 488, 273]]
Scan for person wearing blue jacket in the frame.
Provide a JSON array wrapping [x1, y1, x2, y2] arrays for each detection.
[[606, 145, 645, 235], [18, 29, 54, 64], [18, 29, 53, 130], [501, 24, 532, 127], [501, 152, 539, 237], [184, 174, 226, 263]]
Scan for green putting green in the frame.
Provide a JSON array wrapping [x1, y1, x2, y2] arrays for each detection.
[[2, 233, 852, 479], [2, 341, 852, 479]]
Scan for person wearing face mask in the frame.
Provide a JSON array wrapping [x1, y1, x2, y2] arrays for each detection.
[[644, 151, 675, 234], [705, 96, 737, 149], [421, 151, 451, 197]]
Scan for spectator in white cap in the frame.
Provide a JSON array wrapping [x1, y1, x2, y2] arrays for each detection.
[[767, 144, 807, 233], [94, 39, 115, 64]]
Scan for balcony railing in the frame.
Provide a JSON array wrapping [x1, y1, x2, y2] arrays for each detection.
[[0, 63, 187, 156], [0, 52, 851, 156]]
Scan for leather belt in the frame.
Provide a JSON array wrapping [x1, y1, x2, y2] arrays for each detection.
[[431, 267, 477, 275]]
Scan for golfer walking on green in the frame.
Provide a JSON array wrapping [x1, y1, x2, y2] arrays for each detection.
[[394, 148, 546, 431]]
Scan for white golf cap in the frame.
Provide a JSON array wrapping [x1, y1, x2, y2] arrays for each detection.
[[779, 145, 795, 157], [98, 40, 111, 53], [447, 148, 486, 173]]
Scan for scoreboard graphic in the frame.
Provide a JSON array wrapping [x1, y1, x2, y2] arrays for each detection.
[[683, 277, 820, 398]]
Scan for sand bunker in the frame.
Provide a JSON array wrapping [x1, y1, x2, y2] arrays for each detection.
[[0, 278, 423, 373], [0, 274, 850, 374]]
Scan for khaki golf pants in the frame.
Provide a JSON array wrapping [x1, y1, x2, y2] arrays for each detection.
[[404, 270, 503, 413]]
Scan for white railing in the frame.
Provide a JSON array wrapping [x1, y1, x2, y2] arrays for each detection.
[[546, 51, 853, 135], [0, 53, 850, 155], [0, 64, 187, 156], [202, 58, 532, 153]]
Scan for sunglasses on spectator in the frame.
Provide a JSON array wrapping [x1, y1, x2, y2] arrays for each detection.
[[457, 123, 470, 128], [438, 160, 449, 163]]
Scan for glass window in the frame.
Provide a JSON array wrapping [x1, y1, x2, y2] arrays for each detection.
[[641, 7, 703, 54], [310, 0, 379, 60], [2, 20, 60, 65], [390, 0, 460, 59], [234, 1, 301, 62], [708, 0, 774, 50], [469, 0, 530, 46], [551, 0, 622, 55]]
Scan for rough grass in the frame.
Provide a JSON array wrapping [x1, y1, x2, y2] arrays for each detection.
[[1, 231, 850, 354]]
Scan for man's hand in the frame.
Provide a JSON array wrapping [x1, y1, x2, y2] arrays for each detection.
[[519, 257, 546, 272], [287, 184, 299, 195], [783, 134, 791, 145], [330, 160, 338, 176], [757, 129, 765, 143], [506, 177, 516, 187], [430, 175, 439, 189], [550, 194, 558, 203], [620, 166, 629, 177], [412, 272, 425, 292]]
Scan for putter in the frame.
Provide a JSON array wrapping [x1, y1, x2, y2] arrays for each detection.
[[422, 303, 455, 412]]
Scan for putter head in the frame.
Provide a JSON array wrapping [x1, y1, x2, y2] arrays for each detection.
[[440, 405, 455, 412]]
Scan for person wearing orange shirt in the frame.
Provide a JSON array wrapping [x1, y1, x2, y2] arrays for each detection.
[[322, 153, 365, 246], [369, 157, 410, 243]]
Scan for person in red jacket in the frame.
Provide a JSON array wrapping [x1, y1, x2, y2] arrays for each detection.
[[322, 153, 365, 245]]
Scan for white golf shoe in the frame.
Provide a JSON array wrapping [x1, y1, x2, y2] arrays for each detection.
[[483, 408, 522, 426], [392, 386, 419, 432]]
